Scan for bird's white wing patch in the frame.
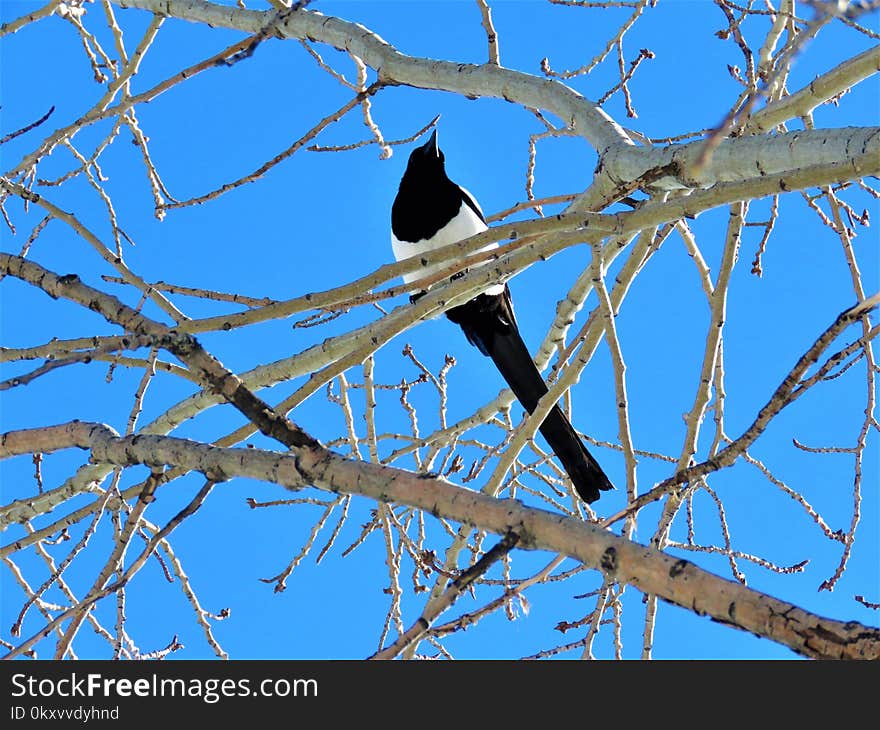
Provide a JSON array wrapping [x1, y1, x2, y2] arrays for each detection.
[[392, 201, 503, 297]]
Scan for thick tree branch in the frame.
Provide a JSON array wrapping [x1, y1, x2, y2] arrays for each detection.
[[2, 421, 877, 660], [107, 0, 878, 194], [601, 126, 880, 191], [111, 0, 632, 153]]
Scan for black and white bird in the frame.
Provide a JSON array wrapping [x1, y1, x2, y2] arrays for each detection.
[[391, 129, 614, 503]]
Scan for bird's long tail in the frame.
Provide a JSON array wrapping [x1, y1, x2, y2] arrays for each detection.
[[484, 327, 614, 503]]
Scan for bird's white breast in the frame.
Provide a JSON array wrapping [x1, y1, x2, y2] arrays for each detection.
[[391, 200, 504, 296]]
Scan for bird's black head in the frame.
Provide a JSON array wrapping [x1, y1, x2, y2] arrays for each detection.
[[401, 129, 447, 182], [392, 127, 466, 243]]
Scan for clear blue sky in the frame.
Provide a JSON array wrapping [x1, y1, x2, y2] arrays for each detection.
[[1, 0, 878, 659]]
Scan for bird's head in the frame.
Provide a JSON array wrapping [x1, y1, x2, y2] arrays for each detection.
[[402, 129, 446, 180]]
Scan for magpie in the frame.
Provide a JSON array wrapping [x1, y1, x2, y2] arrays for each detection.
[[391, 129, 614, 503]]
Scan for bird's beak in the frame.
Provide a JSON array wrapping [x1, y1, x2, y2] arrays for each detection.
[[426, 129, 439, 157]]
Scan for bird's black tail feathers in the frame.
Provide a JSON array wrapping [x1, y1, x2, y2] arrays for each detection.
[[484, 323, 614, 504], [447, 291, 614, 504]]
